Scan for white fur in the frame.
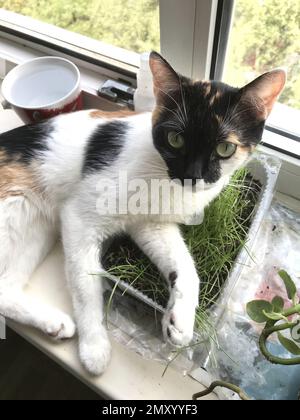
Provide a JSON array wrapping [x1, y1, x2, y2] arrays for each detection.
[[0, 110, 249, 375]]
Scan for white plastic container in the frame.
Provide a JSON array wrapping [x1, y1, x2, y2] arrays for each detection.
[[134, 52, 156, 112]]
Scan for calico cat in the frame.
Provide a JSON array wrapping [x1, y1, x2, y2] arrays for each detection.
[[0, 52, 285, 375]]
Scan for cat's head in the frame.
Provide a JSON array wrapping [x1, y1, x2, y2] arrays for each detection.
[[149, 51, 286, 186]]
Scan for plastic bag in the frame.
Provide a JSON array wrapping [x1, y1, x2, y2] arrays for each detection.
[[201, 200, 300, 400]]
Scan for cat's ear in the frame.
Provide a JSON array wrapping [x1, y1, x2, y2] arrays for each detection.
[[149, 51, 180, 101], [241, 69, 286, 119]]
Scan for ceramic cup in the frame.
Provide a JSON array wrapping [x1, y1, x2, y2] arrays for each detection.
[[1, 56, 82, 123]]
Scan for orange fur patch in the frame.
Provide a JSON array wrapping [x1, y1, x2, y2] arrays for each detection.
[[202, 82, 211, 96], [152, 106, 161, 125], [209, 90, 222, 106], [235, 144, 253, 160], [227, 132, 242, 146], [215, 114, 223, 125], [225, 133, 256, 155], [0, 150, 39, 199]]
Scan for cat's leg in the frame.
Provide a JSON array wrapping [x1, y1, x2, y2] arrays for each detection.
[[128, 222, 199, 346], [0, 196, 76, 338], [61, 203, 111, 376]]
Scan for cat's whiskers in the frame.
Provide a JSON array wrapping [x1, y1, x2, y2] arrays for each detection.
[[156, 86, 186, 121], [160, 119, 186, 134], [222, 99, 240, 126], [157, 106, 185, 131], [179, 79, 188, 123], [222, 97, 233, 125], [156, 107, 186, 131], [222, 105, 256, 128]]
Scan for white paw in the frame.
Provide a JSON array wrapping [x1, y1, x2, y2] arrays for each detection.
[[162, 299, 195, 347], [44, 312, 76, 340], [79, 334, 111, 376]]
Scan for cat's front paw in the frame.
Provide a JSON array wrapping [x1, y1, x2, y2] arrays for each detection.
[[79, 334, 112, 376], [162, 300, 195, 347]]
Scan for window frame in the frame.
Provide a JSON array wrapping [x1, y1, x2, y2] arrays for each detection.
[[209, 0, 234, 81]]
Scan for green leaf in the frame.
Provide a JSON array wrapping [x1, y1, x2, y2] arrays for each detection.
[[272, 296, 284, 313], [246, 300, 273, 323], [262, 310, 288, 322], [278, 270, 297, 301], [278, 332, 300, 355]]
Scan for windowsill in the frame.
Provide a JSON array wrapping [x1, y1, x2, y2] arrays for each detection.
[[262, 128, 300, 159], [8, 242, 211, 400]]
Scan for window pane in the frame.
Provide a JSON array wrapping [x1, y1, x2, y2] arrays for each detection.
[[223, 0, 300, 136], [0, 0, 160, 53]]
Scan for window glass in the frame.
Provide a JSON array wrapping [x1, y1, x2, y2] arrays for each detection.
[[224, 0, 300, 136]]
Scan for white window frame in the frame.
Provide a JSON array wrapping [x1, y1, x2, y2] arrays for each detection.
[[159, 0, 218, 79]]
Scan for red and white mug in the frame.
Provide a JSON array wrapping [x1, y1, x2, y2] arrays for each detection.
[[1, 56, 82, 124]]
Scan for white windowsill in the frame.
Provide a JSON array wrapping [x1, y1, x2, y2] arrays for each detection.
[[0, 108, 216, 400], [8, 242, 210, 400], [262, 129, 300, 158]]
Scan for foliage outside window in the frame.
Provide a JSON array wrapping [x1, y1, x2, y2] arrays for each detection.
[[224, 0, 300, 112], [0, 0, 160, 53]]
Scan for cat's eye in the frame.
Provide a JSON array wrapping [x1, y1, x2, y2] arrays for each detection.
[[167, 132, 185, 149], [216, 142, 237, 158]]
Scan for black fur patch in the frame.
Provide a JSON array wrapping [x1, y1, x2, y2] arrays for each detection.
[[0, 120, 52, 164], [82, 121, 128, 175], [169, 271, 178, 288]]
